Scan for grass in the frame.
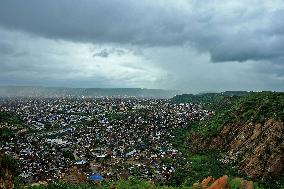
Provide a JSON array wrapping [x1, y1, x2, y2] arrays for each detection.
[[229, 178, 242, 189]]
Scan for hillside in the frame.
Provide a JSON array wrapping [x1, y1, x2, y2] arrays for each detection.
[[185, 92, 284, 187], [171, 91, 248, 112]]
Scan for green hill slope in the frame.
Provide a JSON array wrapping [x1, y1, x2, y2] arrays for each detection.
[[184, 92, 284, 188]]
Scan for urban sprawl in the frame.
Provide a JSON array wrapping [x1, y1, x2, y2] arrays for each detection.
[[0, 97, 213, 184]]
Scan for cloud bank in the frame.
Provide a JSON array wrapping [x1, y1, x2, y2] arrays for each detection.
[[0, 0, 284, 92]]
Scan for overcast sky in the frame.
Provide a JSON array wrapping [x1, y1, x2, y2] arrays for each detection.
[[0, 0, 284, 93]]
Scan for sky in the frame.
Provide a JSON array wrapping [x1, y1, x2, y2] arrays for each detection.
[[0, 0, 284, 93]]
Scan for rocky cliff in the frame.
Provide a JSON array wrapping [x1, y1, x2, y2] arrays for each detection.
[[186, 92, 284, 183], [220, 119, 283, 181]]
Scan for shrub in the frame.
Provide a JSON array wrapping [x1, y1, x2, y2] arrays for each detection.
[[229, 178, 242, 189]]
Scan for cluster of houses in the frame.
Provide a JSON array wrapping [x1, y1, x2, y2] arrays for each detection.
[[0, 97, 214, 184]]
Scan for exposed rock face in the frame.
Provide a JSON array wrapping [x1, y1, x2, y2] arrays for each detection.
[[193, 175, 255, 189], [222, 119, 284, 181], [188, 119, 284, 181], [208, 175, 229, 189], [201, 176, 215, 188]]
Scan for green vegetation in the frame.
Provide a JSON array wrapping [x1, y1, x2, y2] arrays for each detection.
[[15, 177, 275, 189], [0, 127, 16, 141], [0, 111, 24, 125], [114, 178, 159, 189], [171, 93, 222, 105], [171, 128, 238, 185], [171, 127, 239, 186], [229, 178, 242, 189], [234, 92, 284, 123], [0, 111, 26, 142], [16, 181, 105, 189], [0, 153, 18, 176], [137, 91, 284, 188], [171, 92, 284, 188], [184, 153, 238, 185], [184, 92, 284, 137], [171, 92, 246, 112], [16, 178, 191, 189]]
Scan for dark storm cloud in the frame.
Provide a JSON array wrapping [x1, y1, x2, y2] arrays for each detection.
[[0, 41, 14, 55], [0, 0, 187, 46], [209, 36, 284, 62], [0, 0, 284, 92], [266, 9, 284, 35], [185, 5, 284, 63], [254, 57, 284, 77], [1, 0, 284, 64], [93, 49, 110, 58], [1, 0, 284, 63], [92, 48, 127, 58]]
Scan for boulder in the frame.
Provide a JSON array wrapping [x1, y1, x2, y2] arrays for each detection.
[[201, 176, 215, 188], [208, 175, 229, 189]]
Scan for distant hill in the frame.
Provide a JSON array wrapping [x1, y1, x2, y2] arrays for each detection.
[[171, 91, 249, 104], [0, 86, 178, 98], [171, 91, 250, 112], [171, 93, 222, 104], [221, 91, 250, 96]]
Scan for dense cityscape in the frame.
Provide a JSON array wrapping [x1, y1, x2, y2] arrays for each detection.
[[0, 97, 213, 184], [1, 0, 284, 188]]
